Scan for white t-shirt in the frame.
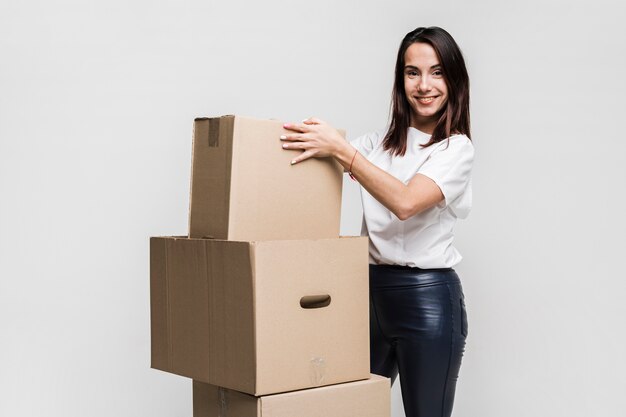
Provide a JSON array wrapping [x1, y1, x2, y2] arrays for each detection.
[[350, 127, 474, 268]]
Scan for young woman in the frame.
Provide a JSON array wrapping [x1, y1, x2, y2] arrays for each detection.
[[281, 26, 473, 417]]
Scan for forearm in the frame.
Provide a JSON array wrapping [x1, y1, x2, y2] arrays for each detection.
[[335, 143, 414, 220]]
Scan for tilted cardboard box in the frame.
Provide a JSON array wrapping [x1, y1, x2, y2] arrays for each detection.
[[150, 236, 370, 396], [188, 115, 344, 241], [193, 375, 390, 417]]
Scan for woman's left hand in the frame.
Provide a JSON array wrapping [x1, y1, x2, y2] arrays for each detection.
[[280, 117, 348, 164]]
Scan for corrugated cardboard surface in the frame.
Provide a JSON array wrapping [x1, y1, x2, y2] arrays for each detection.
[[150, 236, 369, 396], [188, 117, 234, 240], [150, 237, 256, 392], [188, 115, 344, 241], [193, 375, 391, 417], [149, 238, 169, 369], [252, 239, 370, 394]]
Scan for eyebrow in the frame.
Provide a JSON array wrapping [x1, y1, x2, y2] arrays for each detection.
[[404, 64, 442, 70]]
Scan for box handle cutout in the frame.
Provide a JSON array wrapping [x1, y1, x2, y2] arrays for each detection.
[[300, 295, 331, 309]]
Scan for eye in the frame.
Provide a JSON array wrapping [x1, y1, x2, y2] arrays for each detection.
[[405, 69, 419, 79], [433, 70, 443, 77]]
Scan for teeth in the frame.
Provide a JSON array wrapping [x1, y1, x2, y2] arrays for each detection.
[[417, 97, 436, 103]]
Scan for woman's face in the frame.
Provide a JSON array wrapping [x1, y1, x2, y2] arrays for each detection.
[[403, 42, 448, 131]]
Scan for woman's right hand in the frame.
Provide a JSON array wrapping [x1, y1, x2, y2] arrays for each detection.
[[280, 117, 352, 165]]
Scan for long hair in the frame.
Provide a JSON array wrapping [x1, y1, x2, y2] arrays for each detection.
[[383, 26, 471, 156]]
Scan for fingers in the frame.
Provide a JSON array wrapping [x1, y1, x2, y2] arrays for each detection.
[[281, 141, 309, 150], [280, 133, 312, 160], [281, 117, 326, 165], [280, 130, 311, 158], [290, 149, 316, 165], [279, 133, 305, 142], [283, 122, 309, 133]]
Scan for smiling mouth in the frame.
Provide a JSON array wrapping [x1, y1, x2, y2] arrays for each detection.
[[416, 96, 438, 103]]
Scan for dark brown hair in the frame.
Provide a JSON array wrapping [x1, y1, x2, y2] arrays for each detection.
[[383, 26, 471, 156]]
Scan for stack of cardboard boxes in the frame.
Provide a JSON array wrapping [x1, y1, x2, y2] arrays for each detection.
[[150, 115, 390, 416]]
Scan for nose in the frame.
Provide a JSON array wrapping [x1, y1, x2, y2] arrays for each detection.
[[418, 74, 432, 93]]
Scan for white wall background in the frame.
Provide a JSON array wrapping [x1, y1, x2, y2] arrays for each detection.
[[1, 0, 625, 416]]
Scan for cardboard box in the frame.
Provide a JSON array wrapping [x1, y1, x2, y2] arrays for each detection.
[[188, 115, 344, 241], [193, 375, 390, 417], [150, 236, 370, 395]]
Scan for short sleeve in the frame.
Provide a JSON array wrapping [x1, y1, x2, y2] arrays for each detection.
[[349, 130, 383, 158], [417, 135, 474, 218]]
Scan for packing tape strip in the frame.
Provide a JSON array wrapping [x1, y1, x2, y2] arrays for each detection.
[[218, 387, 228, 417], [208, 117, 220, 147]]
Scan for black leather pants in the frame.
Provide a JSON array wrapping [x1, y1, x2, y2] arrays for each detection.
[[369, 264, 468, 417]]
